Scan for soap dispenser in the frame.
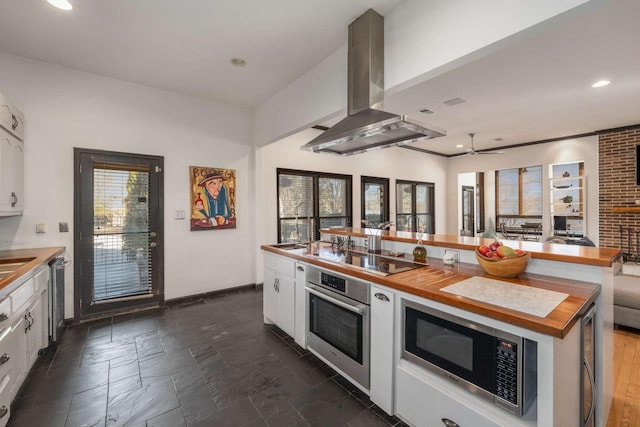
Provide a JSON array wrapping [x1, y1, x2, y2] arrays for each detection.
[[413, 234, 427, 263]]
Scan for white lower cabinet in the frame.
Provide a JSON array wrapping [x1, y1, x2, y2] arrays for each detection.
[[263, 253, 296, 337], [0, 263, 50, 427], [370, 285, 395, 415], [293, 262, 307, 347]]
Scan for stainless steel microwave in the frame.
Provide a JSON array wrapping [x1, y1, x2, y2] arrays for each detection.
[[402, 299, 537, 416]]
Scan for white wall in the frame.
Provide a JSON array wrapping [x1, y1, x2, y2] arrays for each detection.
[[253, 0, 599, 146], [446, 135, 599, 244], [0, 52, 255, 317], [256, 128, 449, 281]]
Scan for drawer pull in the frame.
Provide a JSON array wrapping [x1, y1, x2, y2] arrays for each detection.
[[0, 405, 6, 418], [0, 354, 8, 365], [441, 419, 459, 427], [0, 313, 7, 322], [0, 327, 10, 342]]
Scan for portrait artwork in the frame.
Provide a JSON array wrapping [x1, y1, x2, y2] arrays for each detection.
[[190, 166, 236, 231]]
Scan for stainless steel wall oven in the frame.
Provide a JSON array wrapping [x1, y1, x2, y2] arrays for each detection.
[[402, 299, 537, 416], [305, 265, 370, 390]]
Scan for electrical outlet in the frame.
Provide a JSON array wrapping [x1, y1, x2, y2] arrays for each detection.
[[175, 210, 186, 220], [36, 223, 46, 234]]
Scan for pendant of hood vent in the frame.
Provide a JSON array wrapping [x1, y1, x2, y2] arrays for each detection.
[[302, 9, 445, 156]]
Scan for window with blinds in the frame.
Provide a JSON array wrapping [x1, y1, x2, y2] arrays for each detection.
[[277, 169, 352, 242], [93, 164, 152, 301], [496, 165, 542, 218]]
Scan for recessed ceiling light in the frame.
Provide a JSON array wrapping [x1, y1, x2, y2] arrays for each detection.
[[592, 80, 610, 88], [47, 0, 73, 10], [494, 137, 504, 141], [230, 58, 247, 67], [456, 144, 464, 148]]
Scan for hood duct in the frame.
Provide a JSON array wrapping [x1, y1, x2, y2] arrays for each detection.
[[302, 9, 445, 156]]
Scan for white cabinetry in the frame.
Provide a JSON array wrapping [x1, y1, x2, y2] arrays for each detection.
[[0, 93, 24, 217], [370, 285, 395, 415], [0, 263, 49, 426], [263, 253, 296, 337], [294, 261, 307, 347]]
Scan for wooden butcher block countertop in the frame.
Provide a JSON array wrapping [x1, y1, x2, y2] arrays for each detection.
[[0, 247, 65, 295], [262, 243, 601, 339]]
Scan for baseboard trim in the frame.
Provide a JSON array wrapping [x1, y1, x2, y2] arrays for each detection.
[[165, 283, 260, 307]]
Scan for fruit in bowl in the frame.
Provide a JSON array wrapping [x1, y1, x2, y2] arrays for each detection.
[[476, 242, 530, 277]]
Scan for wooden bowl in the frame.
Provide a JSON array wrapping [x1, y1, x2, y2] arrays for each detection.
[[475, 248, 531, 278]]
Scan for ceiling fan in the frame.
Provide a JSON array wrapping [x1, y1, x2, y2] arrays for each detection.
[[464, 133, 505, 156]]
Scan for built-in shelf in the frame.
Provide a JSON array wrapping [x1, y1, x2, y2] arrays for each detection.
[[610, 207, 640, 213]]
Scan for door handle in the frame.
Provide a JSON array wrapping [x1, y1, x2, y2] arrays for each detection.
[[149, 242, 157, 248], [374, 293, 390, 302], [0, 354, 9, 365]]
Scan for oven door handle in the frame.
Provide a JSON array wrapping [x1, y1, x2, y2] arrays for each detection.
[[306, 284, 368, 315]]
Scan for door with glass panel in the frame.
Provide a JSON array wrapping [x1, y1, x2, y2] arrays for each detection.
[[361, 176, 389, 228], [74, 149, 164, 321]]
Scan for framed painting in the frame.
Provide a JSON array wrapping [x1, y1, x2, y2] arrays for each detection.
[[190, 166, 236, 231]]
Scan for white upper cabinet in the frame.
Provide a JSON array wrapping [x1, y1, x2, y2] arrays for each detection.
[[0, 93, 24, 216]]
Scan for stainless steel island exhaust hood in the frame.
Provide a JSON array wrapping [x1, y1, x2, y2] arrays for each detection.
[[302, 9, 445, 156]]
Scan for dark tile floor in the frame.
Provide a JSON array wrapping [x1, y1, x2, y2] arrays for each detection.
[[8, 287, 408, 427]]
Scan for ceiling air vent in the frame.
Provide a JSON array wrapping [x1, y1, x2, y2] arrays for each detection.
[[443, 98, 466, 106]]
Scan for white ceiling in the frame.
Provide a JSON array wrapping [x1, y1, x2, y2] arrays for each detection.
[[0, 0, 638, 156]]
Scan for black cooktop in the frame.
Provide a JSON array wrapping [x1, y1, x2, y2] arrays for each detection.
[[317, 250, 420, 275]]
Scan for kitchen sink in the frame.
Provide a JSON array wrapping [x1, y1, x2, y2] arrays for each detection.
[[272, 243, 309, 251]]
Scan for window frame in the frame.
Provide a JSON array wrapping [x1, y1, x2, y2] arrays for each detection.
[[395, 179, 435, 233], [276, 168, 352, 242], [495, 165, 543, 228]]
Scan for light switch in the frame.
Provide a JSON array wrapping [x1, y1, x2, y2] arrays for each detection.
[[36, 223, 46, 234], [175, 210, 186, 220], [59, 222, 69, 232]]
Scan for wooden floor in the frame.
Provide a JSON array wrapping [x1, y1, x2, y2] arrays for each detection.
[[607, 327, 640, 427]]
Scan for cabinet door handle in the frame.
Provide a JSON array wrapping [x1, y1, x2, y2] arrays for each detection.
[[441, 419, 459, 427], [10, 192, 17, 208], [28, 313, 34, 329], [0, 405, 7, 419], [374, 293, 390, 302], [0, 354, 9, 365], [297, 266, 305, 272], [24, 314, 29, 333], [0, 313, 7, 322]]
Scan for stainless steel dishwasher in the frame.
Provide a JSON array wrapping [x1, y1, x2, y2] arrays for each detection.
[[48, 257, 68, 346]]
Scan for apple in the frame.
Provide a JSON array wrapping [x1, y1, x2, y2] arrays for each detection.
[[489, 240, 503, 252], [478, 245, 491, 256]]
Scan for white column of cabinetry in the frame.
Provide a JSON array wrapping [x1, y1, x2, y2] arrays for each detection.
[[263, 253, 296, 337], [293, 262, 307, 348], [369, 285, 395, 415]]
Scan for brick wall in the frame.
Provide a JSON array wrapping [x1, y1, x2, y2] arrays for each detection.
[[599, 126, 640, 249]]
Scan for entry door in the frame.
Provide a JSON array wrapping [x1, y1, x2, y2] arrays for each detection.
[[74, 148, 164, 321]]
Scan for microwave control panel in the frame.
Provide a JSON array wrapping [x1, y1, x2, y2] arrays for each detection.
[[496, 339, 518, 405]]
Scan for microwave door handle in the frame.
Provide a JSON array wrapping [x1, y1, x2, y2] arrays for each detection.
[[306, 285, 368, 315], [584, 356, 596, 426]]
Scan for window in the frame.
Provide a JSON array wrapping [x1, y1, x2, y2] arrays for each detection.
[[396, 180, 435, 233], [496, 165, 542, 230], [361, 176, 389, 228], [277, 169, 352, 242]]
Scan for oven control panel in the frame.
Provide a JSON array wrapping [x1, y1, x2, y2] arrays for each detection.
[[321, 272, 346, 293]]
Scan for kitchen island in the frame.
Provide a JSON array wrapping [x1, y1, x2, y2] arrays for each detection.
[[261, 229, 620, 427]]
